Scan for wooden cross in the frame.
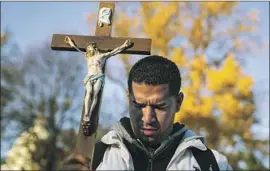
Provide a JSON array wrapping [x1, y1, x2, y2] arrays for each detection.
[[51, 2, 152, 169]]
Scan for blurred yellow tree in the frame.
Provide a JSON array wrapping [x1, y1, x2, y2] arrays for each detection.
[[88, 2, 268, 170]]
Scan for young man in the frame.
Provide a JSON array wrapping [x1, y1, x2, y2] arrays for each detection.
[[63, 55, 233, 171]]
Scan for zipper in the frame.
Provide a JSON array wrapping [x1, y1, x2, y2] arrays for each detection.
[[137, 138, 174, 171], [136, 139, 153, 171], [136, 129, 187, 171], [148, 155, 153, 171], [147, 130, 188, 171], [146, 143, 172, 171]]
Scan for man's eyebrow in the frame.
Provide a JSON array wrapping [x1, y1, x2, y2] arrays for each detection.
[[152, 102, 167, 106], [131, 100, 145, 105], [131, 98, 169, 107], [132, 100, 166, 105], [131, 100, 147, 108], [156, 102, 167, 105]]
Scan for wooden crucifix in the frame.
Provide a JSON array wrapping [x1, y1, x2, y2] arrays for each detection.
[[51, 2, 152, 169]]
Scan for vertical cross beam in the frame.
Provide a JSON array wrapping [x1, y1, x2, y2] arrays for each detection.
[[74, 2, 115, 166]]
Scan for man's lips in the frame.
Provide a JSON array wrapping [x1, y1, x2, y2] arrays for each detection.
[[141, 128, 158, 136]]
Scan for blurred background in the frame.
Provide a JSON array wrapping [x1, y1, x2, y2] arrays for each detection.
[[1, 2, 269, 170]]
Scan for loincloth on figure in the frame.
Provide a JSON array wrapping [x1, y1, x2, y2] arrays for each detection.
[[83, 73, 105, 86]]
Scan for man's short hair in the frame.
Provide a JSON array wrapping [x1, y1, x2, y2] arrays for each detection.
[[128, 55, 181, 96], [86, 42, 97, 49]]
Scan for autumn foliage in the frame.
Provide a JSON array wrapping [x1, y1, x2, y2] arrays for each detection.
[[88, 2, 268, 170]]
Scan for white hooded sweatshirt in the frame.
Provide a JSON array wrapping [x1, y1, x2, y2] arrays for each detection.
[[96, 121, 233, 171]]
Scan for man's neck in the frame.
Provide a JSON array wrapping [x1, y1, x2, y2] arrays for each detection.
[[141, 140, 161, 151], [142, 126, 175, 152]]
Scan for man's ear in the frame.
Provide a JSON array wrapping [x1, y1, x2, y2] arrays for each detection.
[[175, 92, 184, 112], [126, 88, 130, 97], [126, 89, 131, 102], [126, 89, 133, 105]]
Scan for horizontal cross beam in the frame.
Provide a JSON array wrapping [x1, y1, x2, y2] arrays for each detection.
[[51, 34, 152, 55]]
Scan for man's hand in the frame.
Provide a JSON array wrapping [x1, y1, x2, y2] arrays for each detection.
[[64, 36, 76, 47], [60, 153, 90, 171], [61, 163, 89, 171], [124, 39, 133, 48]]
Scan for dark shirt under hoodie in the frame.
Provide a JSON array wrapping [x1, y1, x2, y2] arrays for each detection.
[[92, 117, 186, 171]]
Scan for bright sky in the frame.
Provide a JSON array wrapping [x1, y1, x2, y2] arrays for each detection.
[[1, 1, 269, 160]]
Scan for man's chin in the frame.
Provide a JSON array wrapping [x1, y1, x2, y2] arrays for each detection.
[[139, 135, 160, 147], [147, 137, 159, 144]]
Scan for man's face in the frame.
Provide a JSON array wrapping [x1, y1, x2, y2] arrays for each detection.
[[86, 44, 97, 55], [128, 82, 183, 146]]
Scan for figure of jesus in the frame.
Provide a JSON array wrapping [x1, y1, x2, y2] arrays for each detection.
[[64, 36, 132, 124]]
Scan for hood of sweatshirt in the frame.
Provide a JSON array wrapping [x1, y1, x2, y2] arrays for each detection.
[[100, 117, 207, 157]]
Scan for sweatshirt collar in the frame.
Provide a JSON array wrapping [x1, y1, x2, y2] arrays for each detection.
[[101, 117, 207, 155]]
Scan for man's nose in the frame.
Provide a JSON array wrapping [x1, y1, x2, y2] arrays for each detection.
[[142, 105, 156, 124]]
